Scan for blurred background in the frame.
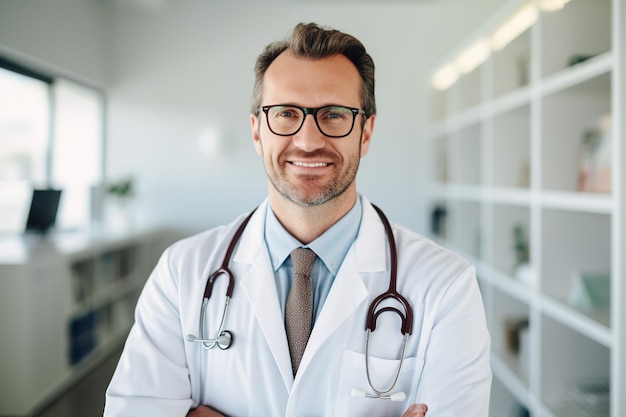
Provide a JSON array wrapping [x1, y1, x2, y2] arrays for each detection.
[[2, 1, 623, 417], [0, 0, 503, 235]]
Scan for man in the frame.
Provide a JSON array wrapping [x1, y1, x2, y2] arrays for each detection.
[[104, 23, 491, 417]]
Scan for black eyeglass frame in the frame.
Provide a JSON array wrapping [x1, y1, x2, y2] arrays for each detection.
[[260, 105, 367, 138]]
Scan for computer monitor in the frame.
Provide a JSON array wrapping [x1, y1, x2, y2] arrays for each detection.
[[25, 189, 62, 233]]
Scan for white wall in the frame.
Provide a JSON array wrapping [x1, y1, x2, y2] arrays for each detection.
[[0, 0, 505, 234], [0, 0, 109, 87]]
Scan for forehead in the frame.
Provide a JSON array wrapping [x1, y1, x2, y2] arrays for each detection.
[[262, 51, 361, 106]]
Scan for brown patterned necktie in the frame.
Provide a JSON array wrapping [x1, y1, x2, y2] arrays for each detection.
[[285, 247, 316, 375]]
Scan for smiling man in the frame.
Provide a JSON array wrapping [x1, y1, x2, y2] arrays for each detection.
[[251, 50, 372, 244], [104, 23, 491, 417]]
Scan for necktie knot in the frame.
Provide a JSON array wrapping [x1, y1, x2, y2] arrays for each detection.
[[290, 247, 316, 277], [286, 247, 316, 375]]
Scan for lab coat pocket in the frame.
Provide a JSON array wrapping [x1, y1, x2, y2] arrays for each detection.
[[334, 350, 424, 417]]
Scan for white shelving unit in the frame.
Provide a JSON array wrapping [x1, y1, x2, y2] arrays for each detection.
[[0, 228, 179, 416], [424, 0, 625, 416]]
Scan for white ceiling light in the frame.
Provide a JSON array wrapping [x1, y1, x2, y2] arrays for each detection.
[[432, 64, 459, 91], [456, 39, 491, 74], [491, 3, 537, 51], [539, 0, 572, 11]]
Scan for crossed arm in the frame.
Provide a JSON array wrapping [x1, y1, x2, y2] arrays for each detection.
[[186, 404, 428, 417]]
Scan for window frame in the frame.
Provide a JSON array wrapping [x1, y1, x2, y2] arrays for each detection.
[[0, 54, 106, 232]]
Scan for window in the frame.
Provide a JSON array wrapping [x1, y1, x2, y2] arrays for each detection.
[[0, 58, 104, 233], [52, 79, 104, 229]]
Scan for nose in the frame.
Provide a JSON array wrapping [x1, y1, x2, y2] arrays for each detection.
[[293, 114, 325, 152]]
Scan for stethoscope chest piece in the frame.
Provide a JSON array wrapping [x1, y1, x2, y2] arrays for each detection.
[[186, 209, 256, 352], [187, 205, 413, 402], [215, 330, 233, 350]]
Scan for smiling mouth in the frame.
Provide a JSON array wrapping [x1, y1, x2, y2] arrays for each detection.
[[290, 161, 331, 168]]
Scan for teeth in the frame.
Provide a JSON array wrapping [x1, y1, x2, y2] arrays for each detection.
[[292, 161, 329, 167]]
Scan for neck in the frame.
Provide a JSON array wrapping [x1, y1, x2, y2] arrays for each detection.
[[269, 188, 358, 244]]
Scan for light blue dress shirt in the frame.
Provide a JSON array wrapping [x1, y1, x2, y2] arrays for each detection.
[[264, 198, 362, 323]]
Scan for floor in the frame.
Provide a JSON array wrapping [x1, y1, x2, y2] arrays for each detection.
[[33, 349, 121, 417]]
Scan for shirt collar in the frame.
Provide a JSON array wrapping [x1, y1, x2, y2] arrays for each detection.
[[265, 198, 363, 275]]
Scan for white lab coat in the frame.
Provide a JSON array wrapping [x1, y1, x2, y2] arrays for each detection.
[[105, 197, 491, 417]]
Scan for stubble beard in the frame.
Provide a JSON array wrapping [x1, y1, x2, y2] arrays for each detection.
[[260, 140, 361, 208]]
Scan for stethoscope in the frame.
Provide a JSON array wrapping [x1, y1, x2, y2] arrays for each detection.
[[186, 205, 414, 401]]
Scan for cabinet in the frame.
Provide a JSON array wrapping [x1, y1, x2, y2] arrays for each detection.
[[0, 228, 178, 416], [424, 0, 625, 416]]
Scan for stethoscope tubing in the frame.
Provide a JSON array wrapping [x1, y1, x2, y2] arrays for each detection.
[[198, 296, 232, 349], [363, 205, 413, 399], [190, 204, 414, 401], [191, 209, 257, 350]]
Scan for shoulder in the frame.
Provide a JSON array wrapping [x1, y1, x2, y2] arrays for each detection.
[[392, 222, 471, 270], [389, 220, 476, 297]]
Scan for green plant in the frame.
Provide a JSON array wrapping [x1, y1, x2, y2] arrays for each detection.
[[107, 178, 134, 198]]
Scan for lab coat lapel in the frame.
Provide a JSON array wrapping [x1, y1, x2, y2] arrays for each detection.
[[232, 202, 294, 390], [296, 198, 388, 378], [299, 250, 368, 365]]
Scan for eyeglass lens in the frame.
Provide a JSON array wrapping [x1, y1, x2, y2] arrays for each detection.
[[264, 105, 359, 138]]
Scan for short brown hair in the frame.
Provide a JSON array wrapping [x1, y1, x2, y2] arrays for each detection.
[[251, 23, 376, 118]]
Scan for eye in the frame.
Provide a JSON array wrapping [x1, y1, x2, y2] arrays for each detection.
[[320, 107, 350, 120], [273, 106, 301, 119]]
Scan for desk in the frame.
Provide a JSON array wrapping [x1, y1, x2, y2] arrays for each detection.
[[0, 228, 180, 416]]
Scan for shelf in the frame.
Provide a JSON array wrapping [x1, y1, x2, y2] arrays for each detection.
[[428, 104, 484, 136], [492, 288, 531, 384], [541, 72, 612, 193], [456, 64, 484, 112], [425, 184, 483, 202], [490, 354, 533, 413], [449, 124, 483, 185], [539, 190, 613, 213], [427, 184, 532, 205], [0, 228, 174, 416], [541, 51, 613, 98], [491, 23, 531, 98], [479, 264, 532, 305], [429, 188, 614, 212], [541, 315, 610, 417], [69, 278, 141, 319], [540, 0, 612, 79], [489, 187, 532, 206], [425, 0, 623, 415], [541, 208, 611, 317], [441, 200, 481, 259], [540, 295, 611, 347], [491, 104, 531, 188], [488, 85, 532, 118], [490, 203, 531, 277]]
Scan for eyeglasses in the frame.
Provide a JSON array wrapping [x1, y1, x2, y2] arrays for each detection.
[[260, 105, 366, 138]]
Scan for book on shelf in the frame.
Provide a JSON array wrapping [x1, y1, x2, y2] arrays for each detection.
[[68, 310, 98, 366], [70, 261, 96, 303]]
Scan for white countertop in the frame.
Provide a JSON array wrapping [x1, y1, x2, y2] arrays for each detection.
[[0, 226, 157, 265]]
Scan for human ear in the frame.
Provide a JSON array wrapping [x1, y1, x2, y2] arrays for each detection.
[[250, 114, 263, 156], [359, 114, 376, 158]]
